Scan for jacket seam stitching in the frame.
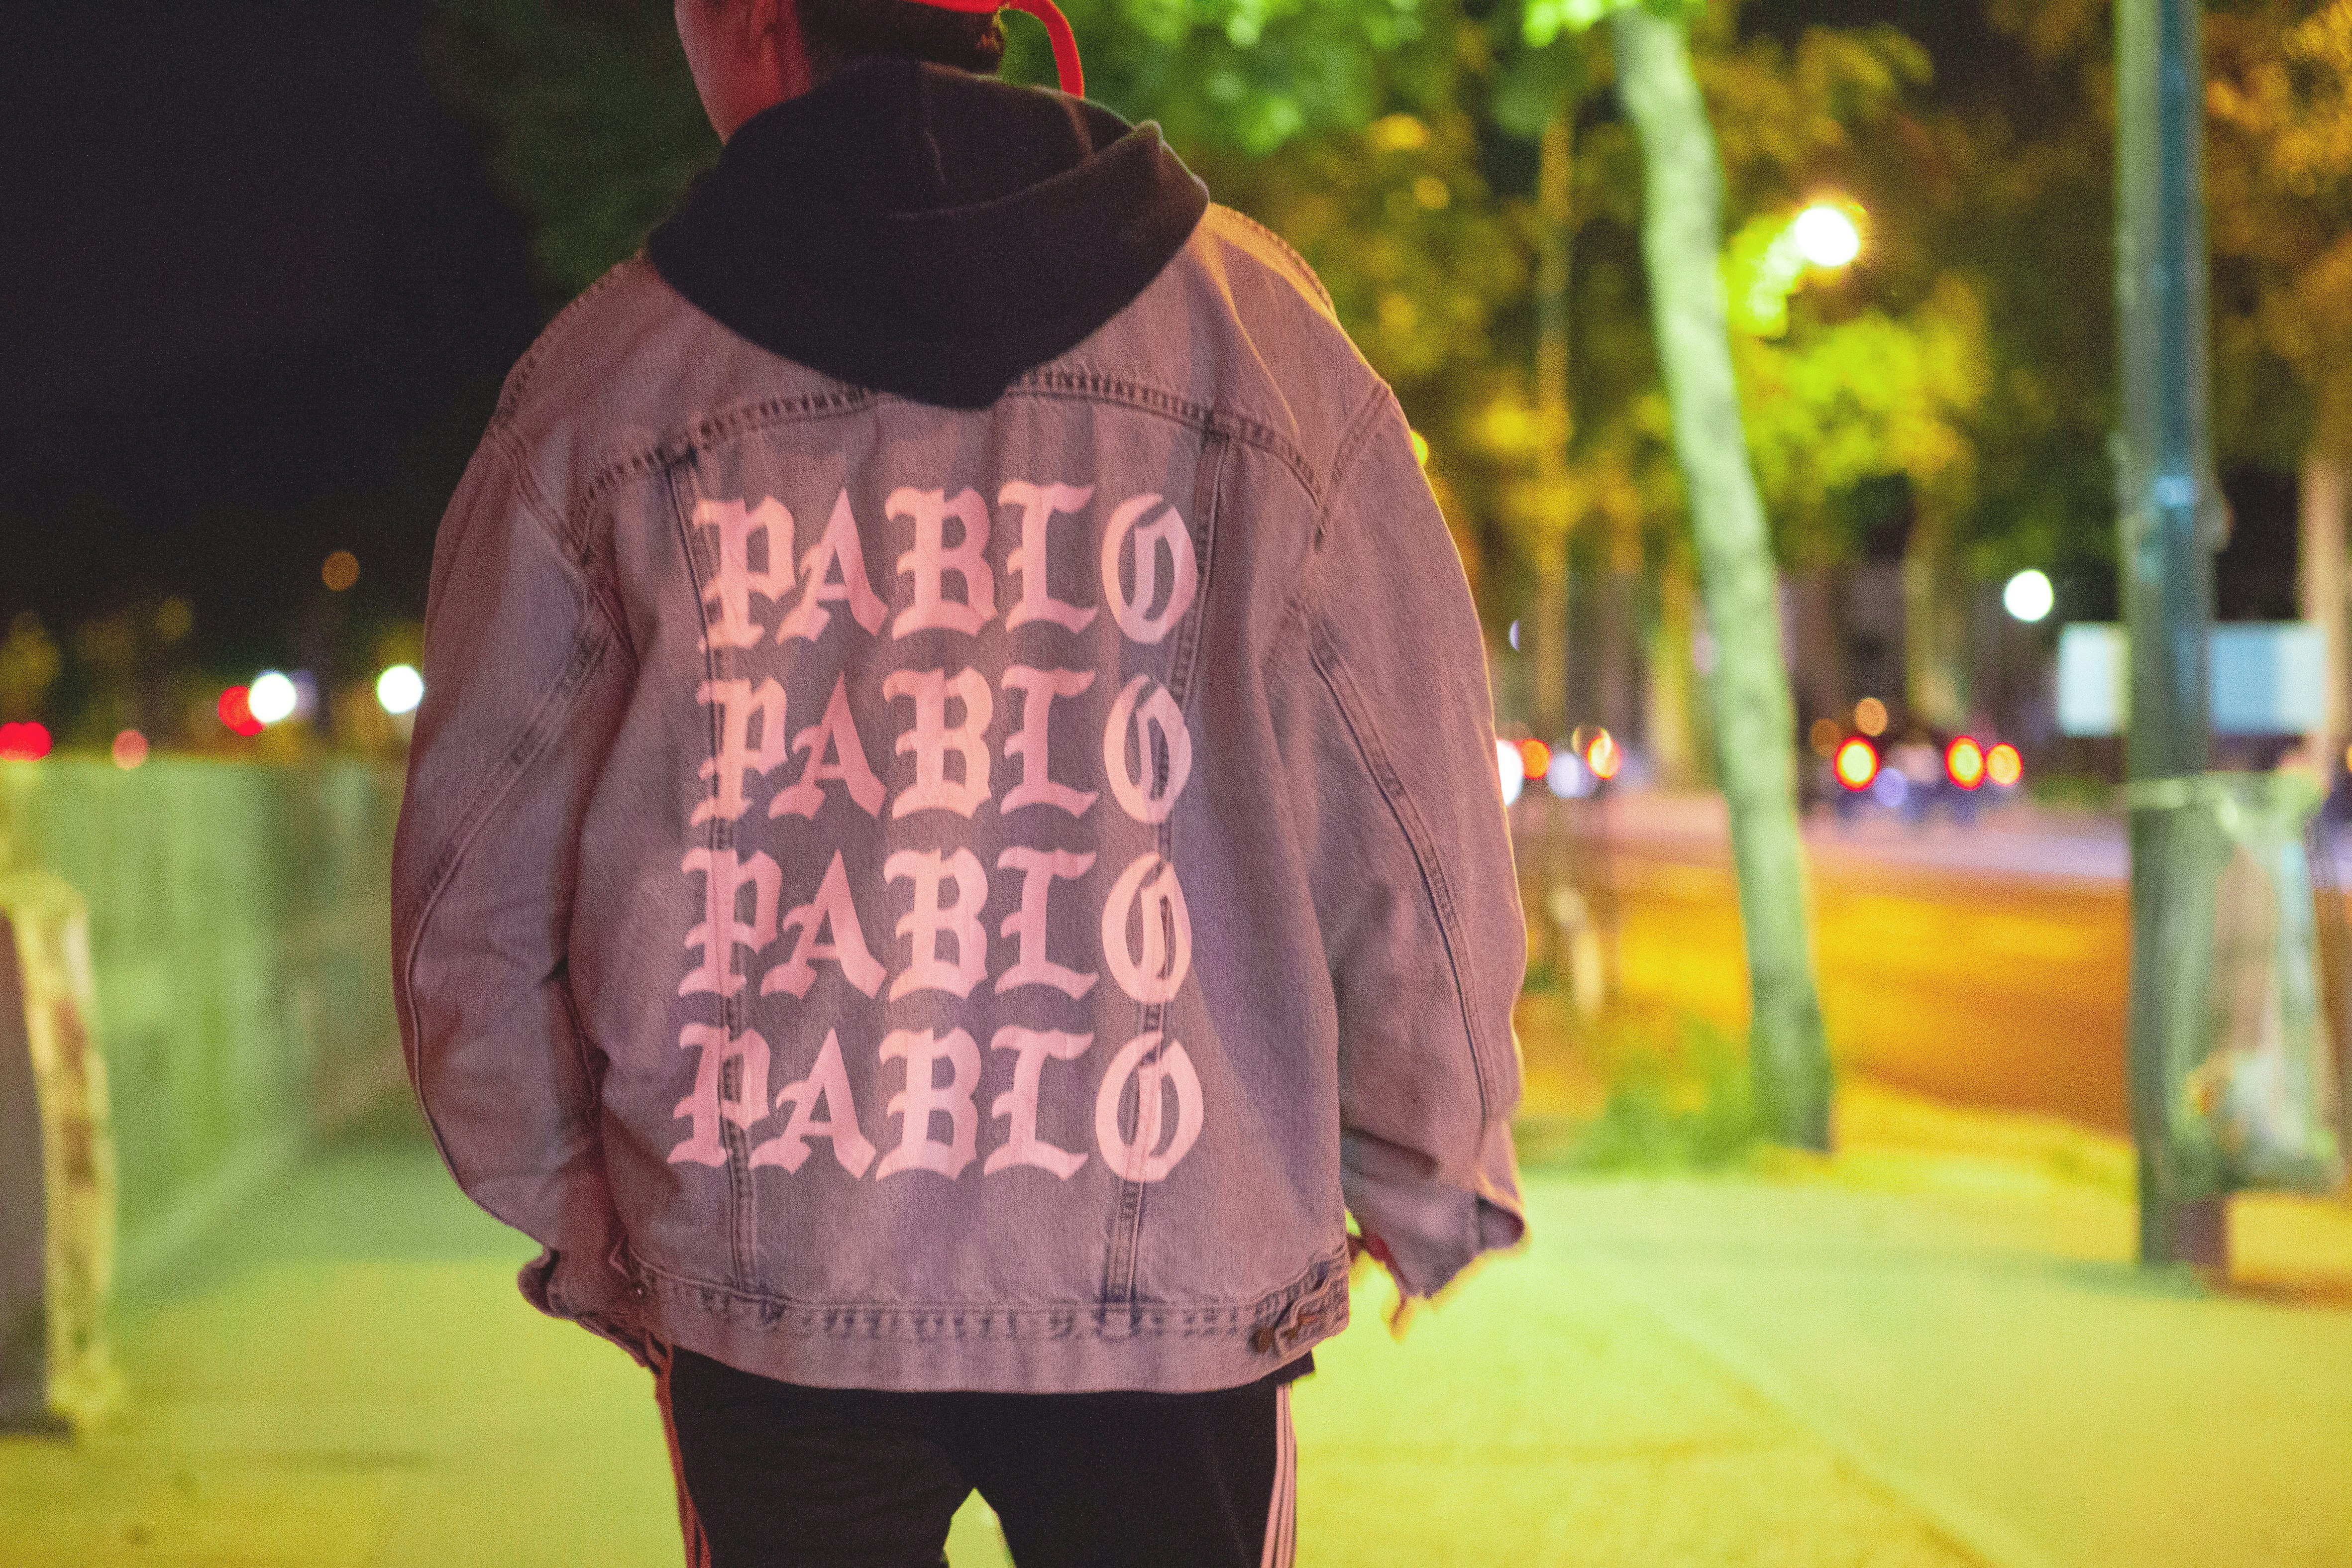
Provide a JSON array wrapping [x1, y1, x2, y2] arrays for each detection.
[[1102, 429, 1228, 1306], [1212, 207, 1338, 317], [1302, 617, 1498, 1125], [1314, 383, 1393, 547], [1010, 373, 1322, 509], [399, 604, 614, 1209], [633, 1245, 1350, 1321], [490, 424, 638, 669], [494, 260, 645, 423], [547, 378, 1318, 536], [665, 453, 760, 1290], [576, 388, 886, 520]]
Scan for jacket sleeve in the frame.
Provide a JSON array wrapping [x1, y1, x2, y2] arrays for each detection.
[[390, 425, 644, 1355], [1289, 384, 1528, 1300]]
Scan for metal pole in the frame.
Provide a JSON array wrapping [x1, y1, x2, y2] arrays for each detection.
[[2116, 0, 2227, 1269]]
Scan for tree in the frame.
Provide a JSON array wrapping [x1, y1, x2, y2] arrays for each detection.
[[2207, 0, 2352, 768], [1605, 0, 1832, 1147]]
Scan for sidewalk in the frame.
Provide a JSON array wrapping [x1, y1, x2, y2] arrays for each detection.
[[4, 1102, 2347, 1567]]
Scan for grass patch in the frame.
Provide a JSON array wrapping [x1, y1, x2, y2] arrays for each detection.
[[1516, 1016, 1762, 1173]]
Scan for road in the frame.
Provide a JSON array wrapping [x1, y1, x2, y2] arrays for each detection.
[[1521, 793, 2142, 1132]]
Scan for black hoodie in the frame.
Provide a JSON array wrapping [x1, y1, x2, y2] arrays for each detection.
[[647, 57, 1210, 411]]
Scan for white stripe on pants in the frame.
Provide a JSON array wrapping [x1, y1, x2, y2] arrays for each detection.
[[1260, 1383, 1296, 1568]]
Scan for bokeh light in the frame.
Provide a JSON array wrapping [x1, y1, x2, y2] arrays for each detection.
[[1584, 729, 1621, 781], [1986, 743, 2024, 788], [1809, 717, 1842, 756], [322, 550, 360, 592], [377, 663, 425, 717], [1793, 203, 1862, 268], [1546, 748, 1593, 799], [111, 729, 149, 769], [0, 722, 52, 761], [1835, 736, 1879, 791], [248, 670, 299, 726], [1519, 738, 1552, 780], [1945, 736, 1986, 789], [218, 685, 263, 737], [2003, 569, 2055, 624], [1853, 697, 1889, 737], [1496, 736, 1525, 806]]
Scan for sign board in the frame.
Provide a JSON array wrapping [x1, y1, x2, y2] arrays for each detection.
[[2056, 622, 2327, 737]]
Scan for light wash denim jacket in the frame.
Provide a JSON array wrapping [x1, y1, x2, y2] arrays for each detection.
[[392, 208, 1526, 1394]]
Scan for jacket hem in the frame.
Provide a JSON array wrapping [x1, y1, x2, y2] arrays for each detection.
[[630, 1249, 1351, 1394]]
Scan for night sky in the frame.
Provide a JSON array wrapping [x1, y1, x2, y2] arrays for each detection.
[[1, 2, 539, 668]]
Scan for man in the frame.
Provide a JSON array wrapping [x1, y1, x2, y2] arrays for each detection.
[[391, 1, 1525, 1562]]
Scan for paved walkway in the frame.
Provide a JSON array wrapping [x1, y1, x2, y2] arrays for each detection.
[[4, 1107, 2349, 1567]]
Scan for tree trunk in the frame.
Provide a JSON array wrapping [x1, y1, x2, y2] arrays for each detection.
[[1786, 566, 1848, 736], [1522, 107, 1580, 989], [1646, 557, 1701, 788], [1599, 510, 1645, 747], [1611, 5, 1833, 1148], [1526, 565, 1571, 743], [1901, 494, 1969, 732], [1527, 109, 1578, 743]]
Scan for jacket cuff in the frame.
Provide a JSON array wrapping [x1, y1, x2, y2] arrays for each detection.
[[517, 1197, 651, 1366], [1341, 1121, 1527, 1299]]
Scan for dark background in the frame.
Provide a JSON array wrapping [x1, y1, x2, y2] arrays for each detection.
[[1, 2, 537, 673], [0, 0, 2299, 685]]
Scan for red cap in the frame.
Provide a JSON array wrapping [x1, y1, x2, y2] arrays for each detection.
[[904, 0, 1083, 97]]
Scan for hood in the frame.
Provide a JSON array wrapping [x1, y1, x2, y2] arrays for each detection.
[[647, 58, 1210, 410]]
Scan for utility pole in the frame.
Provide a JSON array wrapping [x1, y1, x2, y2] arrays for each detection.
[[2116, 0, 2227, 1269]]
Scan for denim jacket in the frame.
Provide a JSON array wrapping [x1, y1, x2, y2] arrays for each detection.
[[392, 71, 1524, 1395]]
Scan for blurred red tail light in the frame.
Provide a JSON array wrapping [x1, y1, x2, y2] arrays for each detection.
[[1946, 736, 1986, 789], [1834, 736, 1878, 791]]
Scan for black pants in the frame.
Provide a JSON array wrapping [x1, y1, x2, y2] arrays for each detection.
[[655, 1347, 1299, 1568]]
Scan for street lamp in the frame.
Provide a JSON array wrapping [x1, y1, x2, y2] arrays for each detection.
[[2003, 569, 2056, 624], [376, 664, 424, 717], [1732, 198, 1865, 336], [1793, 204, 1863, 268], [248, 670, 299, 726]]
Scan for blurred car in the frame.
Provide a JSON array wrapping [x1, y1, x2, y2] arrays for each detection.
[[1822, 728, 2023, 825]]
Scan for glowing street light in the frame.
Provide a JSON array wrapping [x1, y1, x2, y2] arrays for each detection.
[[248, 670, 299, 726], [2003, 568, 2055, 624], [1731, 198, 1866, 335], [377, 664, 425, 718], [1793, 203, 1863, 269]]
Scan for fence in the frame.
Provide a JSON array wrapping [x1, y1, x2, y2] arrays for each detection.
[[0, 757, 404, 1293]]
